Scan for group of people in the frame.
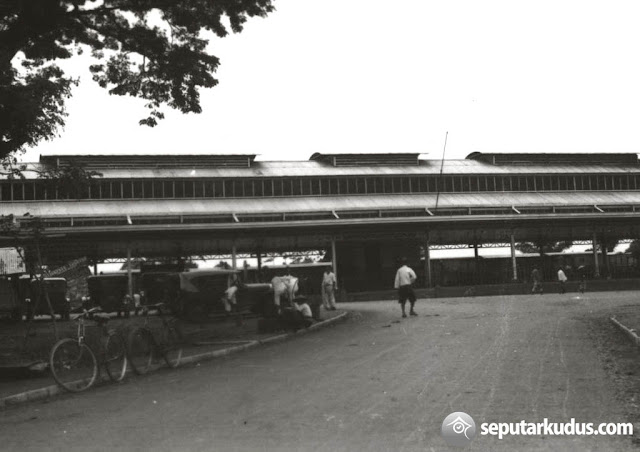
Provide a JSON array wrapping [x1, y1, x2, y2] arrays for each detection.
[[287, 266, 339, 329], [531, 266, 587, 294], [392, 258, 596, 321], [254, 266, 341, 332], [285, 260, 422, 324]]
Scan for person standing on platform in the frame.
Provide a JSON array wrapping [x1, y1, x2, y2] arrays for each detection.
[[531, 267, 543, 294], [557, 267, 568, 294], [321, 266, 338, 311], [579, 273, 587, 294], [394, 257, 417, 318], [133, 292, 141, 316]]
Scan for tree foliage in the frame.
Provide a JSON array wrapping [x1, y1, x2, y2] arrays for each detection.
[[120, 257, 198, 270], [585, 237, 620, 254], [600, 237, 619, 253], [0, 0, 275, 160], [627, 239, 640, 263], [0, 155, 102, 199], [516, 240, 573, 255], [39, 164, 103, 199]]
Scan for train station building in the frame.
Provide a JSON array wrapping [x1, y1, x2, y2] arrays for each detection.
[[2, 152, 640, 293]]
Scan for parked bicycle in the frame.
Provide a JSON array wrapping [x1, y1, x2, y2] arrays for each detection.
[[127, 303, 184, 375], [49, 307, 128, 392]]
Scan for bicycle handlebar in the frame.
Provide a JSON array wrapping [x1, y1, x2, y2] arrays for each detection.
[[71, 307, 104, 319]]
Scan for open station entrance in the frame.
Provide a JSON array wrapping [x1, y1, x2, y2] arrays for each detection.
[[3, 151, 640, 298]]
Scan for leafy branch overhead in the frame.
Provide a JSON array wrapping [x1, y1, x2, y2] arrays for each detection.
[[516, 240, 573, 255], [0, 0, 275, 159]]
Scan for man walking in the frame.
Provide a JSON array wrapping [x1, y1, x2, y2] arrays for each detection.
[[557, 267, 568, 294], [531, 267, 543, 294], [321, 266, 338, 311], [394, 257, 417, 318]]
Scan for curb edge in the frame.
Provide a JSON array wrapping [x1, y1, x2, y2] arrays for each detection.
[[610, 316, 640, 347], [0, 311, 349, 409]]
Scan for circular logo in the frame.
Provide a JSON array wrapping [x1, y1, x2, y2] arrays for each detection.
[[441, 412, 477, 447]]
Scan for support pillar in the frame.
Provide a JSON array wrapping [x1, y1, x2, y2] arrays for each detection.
[[231, 242, 237, 270], [257, 248, 262, 276], [602, 234, 611, 278], [592, 232, 600, 278], [510, 234, 518, 281], [93, 262, 98, 276], [473, 242, 479, 284], [126, 245, 133, 299], [331, 238, 338, 284], [424, 241, 432, 288]]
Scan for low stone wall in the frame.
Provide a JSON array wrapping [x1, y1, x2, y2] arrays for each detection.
[[346, 278, 640, 301]]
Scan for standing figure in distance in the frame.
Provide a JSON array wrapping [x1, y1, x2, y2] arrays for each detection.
[[394, 257, 417, 318], [557, 267, 568, 294], [133, 292, 141, 316], [531, 267, 543, 295], [579, 273, 587, 294], [321, 266, 338, 311]]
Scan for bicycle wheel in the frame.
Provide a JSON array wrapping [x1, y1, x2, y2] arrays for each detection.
[[50, 338, 98, 392], [162, 322, 184, 368], [127, 327, 155, 375], [104, 332, 128, 382]]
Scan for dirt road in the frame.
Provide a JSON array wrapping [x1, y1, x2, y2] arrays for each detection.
[[1, 293, 638, 451]]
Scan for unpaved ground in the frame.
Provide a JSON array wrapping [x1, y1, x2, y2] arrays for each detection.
[[0, 309, 343, 398], [587, 298, 640, 448], [0, 293, 639, 452]]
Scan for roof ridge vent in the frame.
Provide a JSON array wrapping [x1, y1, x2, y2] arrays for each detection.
[[40, 154, 257, 169], [310, 153, 420, 167], [466, 152, 639, 166]]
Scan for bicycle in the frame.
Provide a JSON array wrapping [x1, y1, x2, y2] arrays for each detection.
[[49, 307, 128, 392], [127, 302, 184, 375]]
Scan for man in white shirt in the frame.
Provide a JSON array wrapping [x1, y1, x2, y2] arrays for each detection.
[[394, 258, 418, 318], [281, 296, 313, 330], [295, 297, 313, 325], [133, 292, 141, 316], [557, 268, 568, 294], [321, 267, 338, 311]]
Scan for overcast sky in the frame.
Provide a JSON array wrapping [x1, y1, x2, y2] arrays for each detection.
[[22, 0, 640, 163]]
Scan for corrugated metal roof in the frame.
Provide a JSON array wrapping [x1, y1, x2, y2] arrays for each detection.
[[3, 192, 640, 217], [5, 160, 640, 180], [467, 152, 639, 166]]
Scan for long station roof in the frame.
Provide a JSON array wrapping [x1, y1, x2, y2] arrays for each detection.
[[4, 192, 640, 218], [3, 152, 640, 240], [4, 152, 640, 180]]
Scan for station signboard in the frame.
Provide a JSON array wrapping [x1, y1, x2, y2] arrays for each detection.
[[0, 248, 25, 275]]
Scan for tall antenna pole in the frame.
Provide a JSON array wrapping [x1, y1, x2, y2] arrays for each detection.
[[434, 131, 448, 212]]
